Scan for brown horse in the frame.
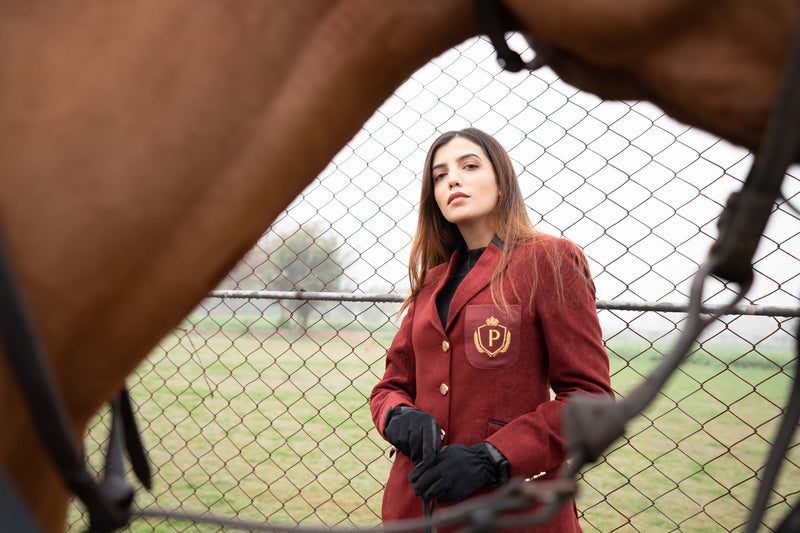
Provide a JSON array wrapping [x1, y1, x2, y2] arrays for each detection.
[[0, 1, 797, 531]]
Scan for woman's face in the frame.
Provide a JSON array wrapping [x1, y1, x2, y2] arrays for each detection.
[[432, 136, 499, 246]]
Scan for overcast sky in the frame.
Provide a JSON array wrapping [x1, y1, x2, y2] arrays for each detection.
[[264, 35, 800, 316]]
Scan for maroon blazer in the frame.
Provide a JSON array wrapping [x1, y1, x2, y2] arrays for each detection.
[[370, 236, 613, 533]]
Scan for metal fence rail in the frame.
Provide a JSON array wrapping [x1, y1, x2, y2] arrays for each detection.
[[69, 35, 799, 532], [222, 289, 800, 317]]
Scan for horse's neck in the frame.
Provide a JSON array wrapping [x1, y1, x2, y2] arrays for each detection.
[[0, 0, 475, 419], [0, 1, 475, 531]]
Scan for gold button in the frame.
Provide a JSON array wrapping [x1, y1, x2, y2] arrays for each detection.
[[442, 340, 450, 352], [439, 383, 449, 396]]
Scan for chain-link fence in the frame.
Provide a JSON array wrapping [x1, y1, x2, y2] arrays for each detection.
[[69, 35, 800, 532]]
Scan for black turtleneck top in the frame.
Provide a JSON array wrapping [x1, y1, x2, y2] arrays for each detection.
[[435, 246, 486, 327]]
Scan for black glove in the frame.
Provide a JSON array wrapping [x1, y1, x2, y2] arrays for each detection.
[[383, 406, 442, 467], [408, 442, 509, 504]]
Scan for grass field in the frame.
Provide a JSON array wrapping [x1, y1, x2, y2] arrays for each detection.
[[67, 317, 799, 532]]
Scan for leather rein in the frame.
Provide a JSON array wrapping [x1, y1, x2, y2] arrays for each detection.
[[0, 232, 152, 533]]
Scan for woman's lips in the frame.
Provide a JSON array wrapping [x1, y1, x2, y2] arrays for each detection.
[[448, 192, 468, 205]]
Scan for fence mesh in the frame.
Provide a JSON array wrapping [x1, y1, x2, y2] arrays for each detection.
[[69, 35, 799, 532]]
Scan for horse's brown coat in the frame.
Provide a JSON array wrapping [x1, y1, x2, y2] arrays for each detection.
[[0, 1, 796, 530], [507, 0, 798, 150]]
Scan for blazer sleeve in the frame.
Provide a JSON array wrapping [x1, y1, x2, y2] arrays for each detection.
[[370, 299, 419, 437], [486, 238, 613, 476]]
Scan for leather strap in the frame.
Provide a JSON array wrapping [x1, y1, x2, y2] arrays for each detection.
[[473, 0, 542, 72], [0, 224, 150, 532]]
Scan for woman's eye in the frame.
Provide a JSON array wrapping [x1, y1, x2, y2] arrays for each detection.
[[434, 173, 446, 182]]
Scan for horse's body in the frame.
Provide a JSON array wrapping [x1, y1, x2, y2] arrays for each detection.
[[0, 1, 797, 531]]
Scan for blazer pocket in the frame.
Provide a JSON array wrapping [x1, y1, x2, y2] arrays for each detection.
[[487, 418, 507, 438], [465, 305, 521, 369]]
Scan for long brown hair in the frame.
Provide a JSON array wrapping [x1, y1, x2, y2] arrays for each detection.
[[399, 128, 561, 315]]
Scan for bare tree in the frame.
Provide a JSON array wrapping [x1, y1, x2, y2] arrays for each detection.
[[262, 221, 351, 328]]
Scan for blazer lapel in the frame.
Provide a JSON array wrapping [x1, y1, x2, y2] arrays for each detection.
[[444, 240, 503, 331], [423, 255, 460, 334]]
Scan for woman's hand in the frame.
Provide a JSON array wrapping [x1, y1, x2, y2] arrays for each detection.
[[383, 406, 443, 467], [408, 442, 508, 503]]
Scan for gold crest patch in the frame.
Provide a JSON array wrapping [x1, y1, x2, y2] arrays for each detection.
[[473, 316, 511, 358]]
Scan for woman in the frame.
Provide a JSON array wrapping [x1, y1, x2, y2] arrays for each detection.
[[370, 128, 613, 532]]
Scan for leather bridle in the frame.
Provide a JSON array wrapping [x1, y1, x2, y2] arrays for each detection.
[[473, 0, 543, 72]]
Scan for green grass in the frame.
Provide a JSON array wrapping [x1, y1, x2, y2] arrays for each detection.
[[67, 324, 799, 532]]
